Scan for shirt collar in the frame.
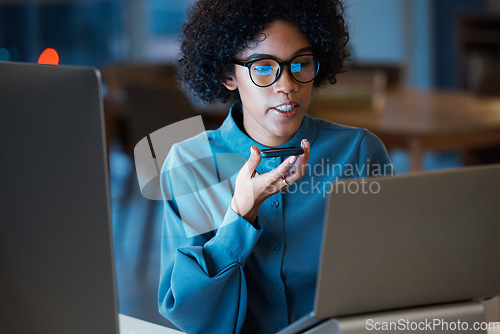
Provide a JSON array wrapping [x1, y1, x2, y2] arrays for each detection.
[[219, 101, 318, 158]]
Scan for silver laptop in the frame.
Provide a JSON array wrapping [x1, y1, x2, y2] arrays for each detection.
[[0, 61, 119, 333], [280, 164, 500, 333]]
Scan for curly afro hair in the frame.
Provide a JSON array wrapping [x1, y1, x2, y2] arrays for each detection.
[[178, 0, 350, 104]]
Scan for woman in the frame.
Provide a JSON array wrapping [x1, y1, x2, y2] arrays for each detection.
[[158, 0, 393, 333]]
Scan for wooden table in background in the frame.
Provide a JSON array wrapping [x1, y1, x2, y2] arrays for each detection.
[[311, 88, 500, 171]]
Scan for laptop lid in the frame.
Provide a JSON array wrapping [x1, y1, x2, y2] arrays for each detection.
[[0, 61, 118, 333], [315, 164, 500, 319]]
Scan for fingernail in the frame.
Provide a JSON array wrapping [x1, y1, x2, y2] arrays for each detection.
[[288, 155, 297, 164], [250, 146, 257, 155]]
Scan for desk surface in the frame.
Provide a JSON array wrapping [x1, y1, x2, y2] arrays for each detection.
[[311, 88, 500, 170], [311, 88, 500, 136], [119, 314, 182, 334]]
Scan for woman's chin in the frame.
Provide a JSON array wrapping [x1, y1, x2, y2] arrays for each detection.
[[271, 127, 301, 143]]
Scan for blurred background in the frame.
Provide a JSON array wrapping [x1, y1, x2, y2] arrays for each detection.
[[2, 0, 499, 330]]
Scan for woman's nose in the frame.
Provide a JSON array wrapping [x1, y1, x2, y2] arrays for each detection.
[[273, 68, 299, 95]]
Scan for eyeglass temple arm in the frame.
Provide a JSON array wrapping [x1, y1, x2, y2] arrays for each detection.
[[233, 60, 250, 68]]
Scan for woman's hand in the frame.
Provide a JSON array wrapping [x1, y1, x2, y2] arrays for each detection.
[[231, 139, 310, 224]]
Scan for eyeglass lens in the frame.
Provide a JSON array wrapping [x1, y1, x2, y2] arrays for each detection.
[[250, 55, 318, 87]]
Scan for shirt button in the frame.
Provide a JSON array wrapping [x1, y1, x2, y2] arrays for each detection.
[[273, 284, 281, 292], [271, 200, 280, 208], [273, 242, 281, 251]]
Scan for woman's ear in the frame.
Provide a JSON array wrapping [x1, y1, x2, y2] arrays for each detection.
[[220, 69, 238, 91]]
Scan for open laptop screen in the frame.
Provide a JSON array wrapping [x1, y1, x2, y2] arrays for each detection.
[[0, 61, 118, 333], [316, 164, 500, 319]]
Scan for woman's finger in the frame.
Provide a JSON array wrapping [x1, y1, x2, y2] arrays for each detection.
[[286, 139, 310, 182], [270, 154, 298, 182], [240, 146, 261, 178]]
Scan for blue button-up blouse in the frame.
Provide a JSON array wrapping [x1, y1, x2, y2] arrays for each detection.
[[158, 103, 393, 334]]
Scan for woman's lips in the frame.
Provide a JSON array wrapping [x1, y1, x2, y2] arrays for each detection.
[[271, 102, 299, 118]]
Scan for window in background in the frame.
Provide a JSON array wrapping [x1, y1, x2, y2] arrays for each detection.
[[432, 0, 489, 89], [0, 0, 190, 67], [0, 1, 124, 67], [141, 0, 191, 62]]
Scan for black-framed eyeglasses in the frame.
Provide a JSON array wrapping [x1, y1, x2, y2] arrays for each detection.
[[233, 54, 320, 88]]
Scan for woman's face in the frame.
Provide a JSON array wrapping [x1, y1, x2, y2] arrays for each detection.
[[222, 20, 314, 147]]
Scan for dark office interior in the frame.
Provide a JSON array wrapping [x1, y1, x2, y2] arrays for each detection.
[[1, 0, 499, 331]]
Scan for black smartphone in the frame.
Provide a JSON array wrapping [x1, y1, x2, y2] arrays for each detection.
[[260, 147, 304, 158]]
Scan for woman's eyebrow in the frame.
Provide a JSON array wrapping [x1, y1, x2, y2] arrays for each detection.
[[245, 47, 313, 61], [246, 53, 272, 61], [293, 47, 313, 56]]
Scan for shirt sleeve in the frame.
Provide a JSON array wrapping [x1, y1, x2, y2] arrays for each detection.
[[158, 144, 262, 334], [358, 131, 394, 177]]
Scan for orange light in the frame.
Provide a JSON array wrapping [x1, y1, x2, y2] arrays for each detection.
[[38, 48, 59, 65]]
